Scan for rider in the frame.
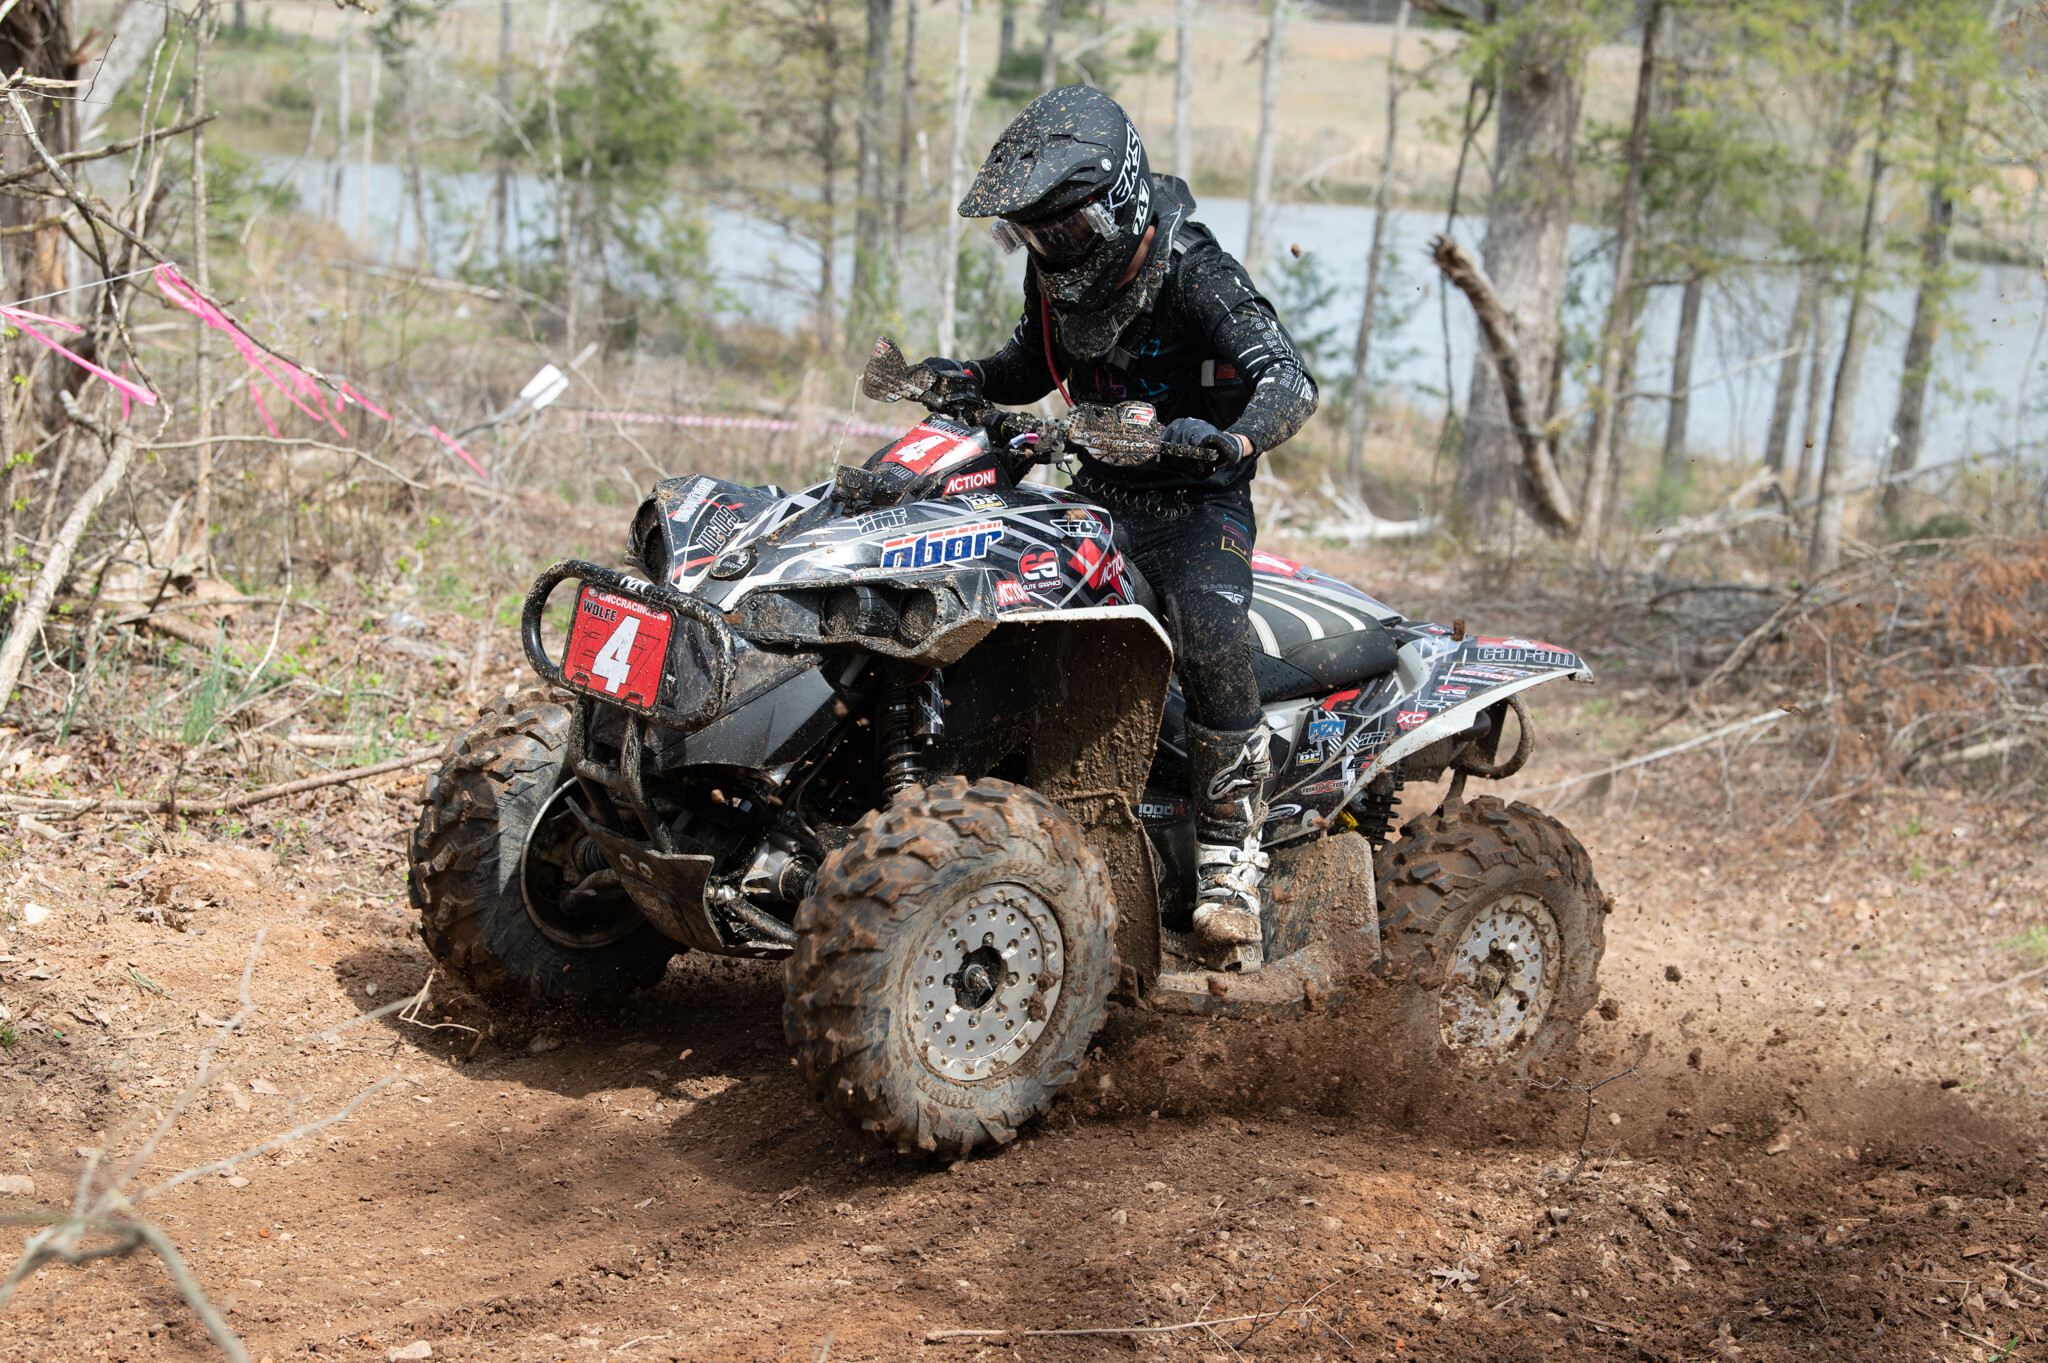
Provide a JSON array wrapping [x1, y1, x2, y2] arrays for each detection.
[[924, 85, 1319, 973]]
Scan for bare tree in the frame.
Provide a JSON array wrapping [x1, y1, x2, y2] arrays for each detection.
[[1342, 0, 1409, 488], [1452, 3, 1587, 530], [1173, 0, 1194, 179], [890, 0, 920, 285], [937, 0, 975, 359], [1660, 269, 1703, 487], [1039, 0, 1058, 91], [1885, 88, 1966, 519], [1243, 0, 1287, 285], [1577, 0, 1659, 547], [1811, 47, 1903, 575], [852, 0, 894, 339], [185, 0, 215, 570]]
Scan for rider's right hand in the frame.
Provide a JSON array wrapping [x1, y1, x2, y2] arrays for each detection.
[[919, 357, 984, 393]]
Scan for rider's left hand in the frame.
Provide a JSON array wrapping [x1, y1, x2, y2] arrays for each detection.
[[918, 357, 983, 391], [1162, 417, 1251, 465]]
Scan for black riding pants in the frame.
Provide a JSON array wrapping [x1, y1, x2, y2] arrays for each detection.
[[1093, 481, 1262, 734]]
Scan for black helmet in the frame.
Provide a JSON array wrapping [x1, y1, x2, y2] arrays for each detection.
[[958, 85, 1154, 313]]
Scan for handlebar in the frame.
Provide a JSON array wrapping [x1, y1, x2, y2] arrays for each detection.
[[859, 337, 1229, 471]]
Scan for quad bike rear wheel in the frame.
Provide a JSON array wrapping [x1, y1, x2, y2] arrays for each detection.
[[1375, 796, 1605, 1076], [784, 777, 1118, 1155], [411, 689, 679, 1007]]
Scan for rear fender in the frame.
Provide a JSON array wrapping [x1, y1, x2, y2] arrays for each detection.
[[1361, 633, 1586, 769], [1266, 633, 1592, 840]]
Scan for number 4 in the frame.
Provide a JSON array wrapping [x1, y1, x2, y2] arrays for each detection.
[[591, 615, 641, 694]]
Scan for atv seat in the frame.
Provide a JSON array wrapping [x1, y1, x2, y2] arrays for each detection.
[[1247, 579, 1399, 703]]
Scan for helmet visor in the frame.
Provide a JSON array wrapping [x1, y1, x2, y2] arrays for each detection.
[[990, 201, 1118, 268]]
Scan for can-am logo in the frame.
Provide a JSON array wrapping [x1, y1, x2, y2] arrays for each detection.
[[880, 520, 1004, 570], [942, 467, 999, 495]]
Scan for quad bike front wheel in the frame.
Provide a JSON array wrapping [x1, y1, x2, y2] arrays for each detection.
[[784, 777, 1118, 1155], [411, 689, 679, 1007], [1375, 795, 1605, 1076]]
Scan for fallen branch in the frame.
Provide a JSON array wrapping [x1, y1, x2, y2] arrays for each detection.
[[1520, 708, 1797, 805], [1429, 234, 1578, 534], [1526, 1033, 1653, 1183], [0, 395, 138, 714], [0, 746, 440, 817]]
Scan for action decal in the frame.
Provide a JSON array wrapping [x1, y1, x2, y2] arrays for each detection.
[[996, 579, 1030, 608], [942, 467, 999, 496], [879, 519, 1005, 570], [1068, 538, 1125, 592]]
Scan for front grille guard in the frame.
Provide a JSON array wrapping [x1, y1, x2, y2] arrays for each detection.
[[522, 559, 737, 855]]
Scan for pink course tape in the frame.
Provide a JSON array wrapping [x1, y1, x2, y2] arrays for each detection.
[[0, 305, 157, 406], [151, 264, 490, 480], [561, 408, 903, 439], [429, 425, 488, 479]]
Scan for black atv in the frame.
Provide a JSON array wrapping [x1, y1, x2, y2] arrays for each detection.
[[409, 340, 1608, 1155]]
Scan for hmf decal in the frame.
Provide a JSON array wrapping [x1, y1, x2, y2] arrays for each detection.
[[880, 520, 1005, 570]]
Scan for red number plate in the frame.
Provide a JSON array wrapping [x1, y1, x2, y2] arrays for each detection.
[[563, 586, 673, 710]]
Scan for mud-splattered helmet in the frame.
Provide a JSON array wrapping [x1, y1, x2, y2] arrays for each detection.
[[958, 85, 1154, 313]]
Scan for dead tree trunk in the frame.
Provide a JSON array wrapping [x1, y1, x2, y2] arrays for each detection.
[[1242, 0, 1287, 286], [1342, 0, 1408, 488], [1660, 270, 1703, 488], [1039, 0, 1058, 91], [1811, 48, 1902, 576], [1433, 235, 1577, 533], [1884, 88, 1965, 520], [890, 0, 919, 283], [1762, 274, 1816, 477], [1173, 0, 1194, 179], [1452, 5, 1585, 530], [1791, 293, 1831, 503], [1578, 0, 1658, 547], [851, 0, 893, 342], [937, 0, 974, 358]]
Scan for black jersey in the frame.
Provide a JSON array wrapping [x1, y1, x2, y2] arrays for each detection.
[[972, 176, 1319, 495]]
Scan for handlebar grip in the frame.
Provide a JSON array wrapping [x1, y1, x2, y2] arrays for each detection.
[[1161, 441, 1228, 467]]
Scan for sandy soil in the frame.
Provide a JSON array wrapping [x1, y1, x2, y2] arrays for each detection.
[[2, 593, 2046, 1363]]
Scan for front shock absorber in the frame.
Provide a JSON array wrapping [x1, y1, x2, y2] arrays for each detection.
[[879, 668, 945, 802]]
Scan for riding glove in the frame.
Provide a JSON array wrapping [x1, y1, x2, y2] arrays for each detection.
[[918, 357, 984, 391], [1161, 416, 1249, 465]]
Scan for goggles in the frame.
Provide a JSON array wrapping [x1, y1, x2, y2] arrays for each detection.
[[989, 200, 1119, 267]]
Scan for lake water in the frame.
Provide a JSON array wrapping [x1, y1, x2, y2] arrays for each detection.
[[278, 155, 2047, 476]]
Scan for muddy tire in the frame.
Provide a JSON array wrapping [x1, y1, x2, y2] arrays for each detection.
[[1374, 795, 1605, 1075], [784, 777, 1117, 1155], [411, 689, 678, 1007]]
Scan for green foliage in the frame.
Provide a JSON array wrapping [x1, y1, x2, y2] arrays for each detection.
[[491, 0, 725, 342], [950, 237, 1024, 359], [2000, 924, 2048, 962]]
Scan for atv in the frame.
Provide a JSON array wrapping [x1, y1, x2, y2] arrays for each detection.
[[410, 339, 1608, 1155]]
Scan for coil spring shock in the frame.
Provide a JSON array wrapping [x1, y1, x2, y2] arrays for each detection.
[[879, 682, 926, 801], [1350, 776, 1405, 848]]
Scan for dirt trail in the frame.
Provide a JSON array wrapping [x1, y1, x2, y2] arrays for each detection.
[[2, 687, 2046, 1363]]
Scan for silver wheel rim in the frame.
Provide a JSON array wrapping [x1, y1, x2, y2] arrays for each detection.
[[1437, 892, 1560, 1053], [907, 883, 1064, 1083]]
